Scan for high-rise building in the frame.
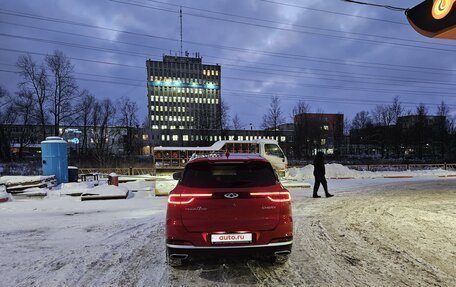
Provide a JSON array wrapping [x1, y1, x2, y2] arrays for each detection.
[[146, 55, 221, 145]]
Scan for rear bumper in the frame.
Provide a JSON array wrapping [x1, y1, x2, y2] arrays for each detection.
[[167, 240, 292, 257]]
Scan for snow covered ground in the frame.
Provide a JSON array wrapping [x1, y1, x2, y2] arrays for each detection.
[[1, 175, 455, 286], [286, 163, 456, 180]]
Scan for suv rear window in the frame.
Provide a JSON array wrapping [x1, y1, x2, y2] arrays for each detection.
[[180, 162, 277, 188]]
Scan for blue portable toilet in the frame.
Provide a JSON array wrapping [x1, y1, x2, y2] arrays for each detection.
[[41, 137, 68, 184]]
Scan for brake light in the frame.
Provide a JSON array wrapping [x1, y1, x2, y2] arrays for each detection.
[[167, 193, 212, 205], [250, 192, 291, 202]]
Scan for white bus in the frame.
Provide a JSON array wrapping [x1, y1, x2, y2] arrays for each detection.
[[153, 139, 288, 176]]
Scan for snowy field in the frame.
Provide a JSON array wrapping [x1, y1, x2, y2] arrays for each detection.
[[1, 176, 455, 286]]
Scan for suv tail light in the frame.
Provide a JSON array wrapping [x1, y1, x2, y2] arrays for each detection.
[[168, 193, 212, 205], [250, 192, 291, 202]]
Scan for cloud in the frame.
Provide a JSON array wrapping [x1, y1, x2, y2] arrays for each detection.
[[0, 0, 455, 127]]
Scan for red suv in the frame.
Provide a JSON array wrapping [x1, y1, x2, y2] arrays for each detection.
[[166, 153, 293, 266]]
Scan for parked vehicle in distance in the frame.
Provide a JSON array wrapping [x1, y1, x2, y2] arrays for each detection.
[[166, 153, 293, 266], [154, 139, 288, 176]]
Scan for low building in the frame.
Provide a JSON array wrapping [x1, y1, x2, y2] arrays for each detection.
[[293, 113, 344, 158]]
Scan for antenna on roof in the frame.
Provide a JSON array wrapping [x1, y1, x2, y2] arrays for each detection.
[[179, 7, 183, 57]]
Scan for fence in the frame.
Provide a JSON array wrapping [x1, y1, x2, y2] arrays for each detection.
[[78, 167, 155, 176], [346, 163, 456, 172]]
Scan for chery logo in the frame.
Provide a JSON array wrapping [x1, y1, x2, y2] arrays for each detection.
[[224, 193, 239, 199]]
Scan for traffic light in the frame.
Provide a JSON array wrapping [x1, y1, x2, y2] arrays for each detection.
[[406, 0, 456, 39]]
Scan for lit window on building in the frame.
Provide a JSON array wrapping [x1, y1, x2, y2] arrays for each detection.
[[161, 125, 167, 129], [229, 136, 234, 140], [183, 135, 189, 141], [281, 136, 286, 142], [152, 125, 158, 129], [239, 136, 244, 141], [215, 70, 219, 76], [323, 125, 329, 130], [321, 139, 326, 145], [167, 135, 170, 141], [142, 134, 149, 141], [161, 135, 165, 141], [170, 126, 175, 130]]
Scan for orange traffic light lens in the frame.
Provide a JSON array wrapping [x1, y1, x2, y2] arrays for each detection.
[[432, 0, 455, 19]]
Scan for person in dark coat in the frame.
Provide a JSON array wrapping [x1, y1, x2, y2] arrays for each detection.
[[313, 151, 333, 198]]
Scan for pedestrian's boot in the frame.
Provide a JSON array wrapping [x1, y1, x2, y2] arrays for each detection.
[[325, 193, 334, 198], [312, 194, 321, 198]]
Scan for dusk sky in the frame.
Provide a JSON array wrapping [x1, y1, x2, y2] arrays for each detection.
[[1, 0, 455, 128]]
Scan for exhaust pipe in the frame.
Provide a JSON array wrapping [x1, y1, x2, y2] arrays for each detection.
[[275, 250, 291, 256], [170, 254, 189, 260]]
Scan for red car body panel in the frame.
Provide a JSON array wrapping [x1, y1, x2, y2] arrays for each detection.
[[166, 154, 293, 259]]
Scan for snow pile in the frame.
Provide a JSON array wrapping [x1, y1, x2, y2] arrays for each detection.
[[82, 184, 129, 196], [0, 175, 55, 185], [57, 181, 98, 196], [286, 164, 455, 180], [120, 180, 153, 192], [287, 164, 362, 180]]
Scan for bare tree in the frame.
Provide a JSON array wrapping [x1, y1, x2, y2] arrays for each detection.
[[232, 113, 244, 130], [351, 111, 372, 129], [0, 86, 16, 161], [16, 54, 49, 140], [142, 115, 150, 128], [437, 100, 450, 117], [389, 96, 403, 125], [415, 103, 428, 159], [343, 118, 351, 136], [46, 50, 78, 135], [76, 90, 95, 155], [435, 101, 451, 160], [220, 99, 231, 130], [372, 97, 403, 127], [0, 86, 15, 124], [261, 96, 285, 133], [291, 100, 310, 120], [13, 89, 36, 158], [117, 97, 140, 156], [372, 105, 392, 126], [292, 100, 310, 159], [117, 97, 139, 127], [92, 98, 116, 166]]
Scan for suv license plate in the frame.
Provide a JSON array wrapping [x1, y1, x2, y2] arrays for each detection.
[[211, 233, 252, 244]]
